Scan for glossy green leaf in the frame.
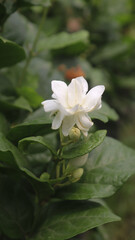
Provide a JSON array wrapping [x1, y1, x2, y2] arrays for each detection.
[[62, 130, 107, 159], [0, 173, 34, 239], [17, 87, 43, 109], [0, 133, 51, 191], [13, 96, 33, 112], [0, 37, 25, 68], [24, 132, 58, 177], [0, 95, 32, 113], [7, 111, 52, 143], [32, 200, 120, 240], [26, 176, 54, 201], [89, 102, 119, 123], [37, 30, 89, 52], [0, 132, 28, 168], [90, 111, 108, 123], [19, 136, 57, 156], [57, 137, 135, 200]]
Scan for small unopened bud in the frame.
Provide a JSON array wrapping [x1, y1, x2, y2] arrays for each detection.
[[40, 172, 50, 181], [68, 154, 88, 169], [69, 127, 81, 142], [70, 168, 84, 183]]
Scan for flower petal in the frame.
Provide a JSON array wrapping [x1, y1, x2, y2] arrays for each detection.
[[82, 131, 88, 137], [67, 78, 83, 107], [52, 112, 64, 130], [62, 115, 76, 136], [51, 80, 68, 107], [76, 113, 93, 131], [84, 85, 105, 112], [41, 100, 59, 112], [75, 76, 88, 94]]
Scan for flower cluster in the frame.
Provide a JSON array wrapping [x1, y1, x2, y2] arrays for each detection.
[[42, 76, 105, 136]]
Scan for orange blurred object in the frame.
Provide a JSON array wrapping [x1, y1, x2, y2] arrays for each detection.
[[67, 17, 82, 32], [65, 66, 85, 80], [58, 64, 67, 72]]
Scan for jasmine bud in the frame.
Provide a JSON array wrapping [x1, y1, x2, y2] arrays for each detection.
[[69, 127, 81, 142]]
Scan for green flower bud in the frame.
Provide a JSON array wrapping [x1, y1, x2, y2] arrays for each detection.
[[70, 168, 84, 183], [40, 172, 50, 181], [68, 154, 88, 170], [69, 127, 81, 142]]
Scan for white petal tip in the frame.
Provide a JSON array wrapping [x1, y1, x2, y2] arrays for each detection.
[[83, 131, 88, 137], [99, 85, 105, 92], [41, 101, 45, 105]]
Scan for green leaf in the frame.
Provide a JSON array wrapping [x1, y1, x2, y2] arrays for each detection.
[[77, 59, 112, 91], [92, 41, 129, 63], [23, 132, 58, 177], [28, 58, 53, 99], [0, 132, 54, 203], [0, 71, 14, 94], [25, 175, 54, 201], [0, 4, 7, 26], [17, 0, 51, 7], [89, 102, 119, 123], [62, 130, 107, 159], [2, 12, 27, 45], [13, 96, 33, 112], [0, 37, 26, 68], [89, 67, 111, 90], [37, 30, 89, 54], [0, 173, 34, 239], [57, 137, 135, 200], [32, 200, 120, 240], [0, 113, 9, 135], [90, 111, 108, 123], [0, 132, 28, 168], [0, 0, 51, 19], [7, 110, 52, 143], [117, 76, 135, 89], [18, 136, 57, 156], [0, 95, 32, 113], [17, 87, 43, 109]]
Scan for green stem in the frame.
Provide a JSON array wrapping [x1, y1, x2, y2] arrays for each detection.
[[61, 140, 73, 146], [19, 7, 48, 86], [56, 162, 60, 178], [62, 160, 66, 173], [59, 127, 64, 144], [55, 181, 71, 188]]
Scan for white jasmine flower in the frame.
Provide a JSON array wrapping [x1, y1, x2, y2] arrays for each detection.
[[42, 76, 105, 136]]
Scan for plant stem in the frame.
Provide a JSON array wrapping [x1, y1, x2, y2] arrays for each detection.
[[19, 7, 48, 86], [61, 140, 73, 146], [56, 162, 60, 178], [54, 181, 71, 188], [59, 127, 64, 144], [62, 160, 66, 173]]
